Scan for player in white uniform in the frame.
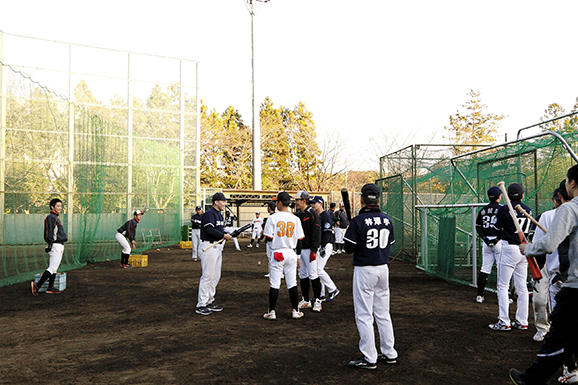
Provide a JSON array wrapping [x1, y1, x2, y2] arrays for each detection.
[[191, 206, 203, 261], [263, 201, 276, 278], [489, 183, 531, 331], [262, 192, 305, 320], [247, 212, 263, 248], [344, 184, 398, 370]]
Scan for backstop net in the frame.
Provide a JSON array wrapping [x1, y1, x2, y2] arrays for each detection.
[[0, 31, 200, 287], [378, 119, 578, 289]]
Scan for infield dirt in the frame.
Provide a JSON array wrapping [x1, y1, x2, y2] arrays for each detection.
[[1, 239, 547, 384]]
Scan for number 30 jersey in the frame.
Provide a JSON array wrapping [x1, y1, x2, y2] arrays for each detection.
[[495, 200, 533, 245], [344, 206, 395, 266], [263, 211, 305, 250]]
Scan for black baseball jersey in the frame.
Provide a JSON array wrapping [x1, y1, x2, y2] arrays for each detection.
[[117, 218, 139, 242], [191, 213, 202, 230], [495, 201, 533, 245], [343, 206, 395, 266], [296, 206, 321, 251], [200, 207, 225, 242], [336, 210, 349, 229], [319, 210, 335, 246], [44, 211, 67, 244], [475, 202, 501, 245]]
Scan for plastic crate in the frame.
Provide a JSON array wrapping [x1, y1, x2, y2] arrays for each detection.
[[34, 272, 67, 292], [128, 254, 148, 267]]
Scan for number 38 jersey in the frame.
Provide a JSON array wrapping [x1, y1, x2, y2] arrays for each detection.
[[263, 211, 305, 250], [495, 200, 533, 245], [344, 206, 395, 266]]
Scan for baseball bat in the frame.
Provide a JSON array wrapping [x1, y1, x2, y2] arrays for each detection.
[[515, 204, 547, 233], [497, 181, 542, 280], [341, 188, 352, 221]]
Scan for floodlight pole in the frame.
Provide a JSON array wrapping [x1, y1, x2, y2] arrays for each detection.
[[247, 0, 269, 190]]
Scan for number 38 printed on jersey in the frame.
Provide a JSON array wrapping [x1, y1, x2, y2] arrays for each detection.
[[366, 228, 390, 249], [276, 221, 295, 237]]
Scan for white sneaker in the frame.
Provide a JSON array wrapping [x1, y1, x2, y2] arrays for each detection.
[[292, 309, 304, 319], [264, 273, 270, 278], [298, 299, 312, 309], [247, 244, 253, 248], [476, 295, 484, 303], [256, 244, 259, 248], [533, 330, 547, 342], [263, 310, 276, 320], [312, 299, 322, 312], [559, 366, 578, 384]]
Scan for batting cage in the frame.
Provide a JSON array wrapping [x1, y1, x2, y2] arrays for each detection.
[[0, 31, 200, 287], [377, 116, 578, 290]]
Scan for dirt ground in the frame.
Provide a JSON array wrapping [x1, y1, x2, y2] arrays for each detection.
[[0, 238, 558, 384]]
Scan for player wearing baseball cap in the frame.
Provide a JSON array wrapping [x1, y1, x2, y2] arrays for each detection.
[[489, 183, 532, 331], [191, 206, 203, 261], [344, 183, 398, 369], [310, 196, 340, 302], [294, 191, 323, 312], [262, 192, 305, 320], [195, 192, 232, 316], [248, 212, 263, 248], [115, 209, 144, 268], [334, 202, 349, 253], [475, 186, 502, 303]]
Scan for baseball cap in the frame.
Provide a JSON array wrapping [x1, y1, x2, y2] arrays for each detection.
[[339, 202, 345, 207], [361, 183, 380, 200], [330, 202, 336, 209], [507, 183, 524, 200], [310, 196, 324, 205], [487, 186, 501, 201], [276, 191, 291, 205], [295, 190, 310, 200], [134, 209, 144, 216], [195, 206, 202, 211], [255, 212, 260, 214], [267, 201, 276, 211], [212, 192, 227, 202]]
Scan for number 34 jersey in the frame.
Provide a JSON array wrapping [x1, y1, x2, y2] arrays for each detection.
[[495, 201, 533, 245], [263, 211, 305, 250], [344, 206, 395, 266]]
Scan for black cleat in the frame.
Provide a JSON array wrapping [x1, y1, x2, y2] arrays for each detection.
[[46, 287, 62, 294], [195, 306, 213, 316], [347, 358, 377, 370], [509, 368, 527, 385], [377, 354, 397, 364], [207, 303, 223, 312]]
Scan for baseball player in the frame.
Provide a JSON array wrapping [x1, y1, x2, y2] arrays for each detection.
[[262, 192, 305, 320], [328, 202, 338, 254], [247, 212, 263, 248], [31, 198, 68, 295], [475, 186, 503, 303], [334, 202, 349, 253], [310, 196, 340, 302], [344, 183, 397, 370], [115, 209, 144, 268], [294, 191, 323, 312], [509, 165, 578, 385], [191, 206, 203, 261], [195, 192, 232, 316], [489, 183, 531, 331], [224, 211, 241, 251]]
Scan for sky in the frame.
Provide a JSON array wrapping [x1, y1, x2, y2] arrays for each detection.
[[1, 0, 577, 171]]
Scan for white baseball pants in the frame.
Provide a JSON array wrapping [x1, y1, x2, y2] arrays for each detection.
[[47, 243, 64, 274], [298, 248, 318, 280], [317, 243, 337, 293], [251, 228, 262, 239], [335, 228, 346, 244], [115, 232, 131, 254], [533, 266, 550, 335], [191, 229, 201, 260], [497, 243, 529, 326], [268, 248, 298, 290], [480, 240, 502, 274], [197, 241, 223, 307], [353, 264, 397, 364]]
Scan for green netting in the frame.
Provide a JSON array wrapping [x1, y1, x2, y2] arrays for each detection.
[[378, 125, 578, 288], [0, 63, 194, 287]]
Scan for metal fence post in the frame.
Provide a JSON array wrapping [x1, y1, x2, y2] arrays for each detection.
[[67, 43, 74, 240], [195, 61, 201, 207], [126, 53, 133, 217], [0, 31, 5, 244], [422, 208, 428, 269], [179, 60, 185, 225], [472, 206, 477, 285]]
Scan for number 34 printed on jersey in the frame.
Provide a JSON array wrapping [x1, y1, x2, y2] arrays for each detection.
[[276, 221, 295, 237], [366, 228, 390, 249]]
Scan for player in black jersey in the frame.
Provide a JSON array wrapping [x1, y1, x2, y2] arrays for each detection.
[[475, 186, 502, 303]]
